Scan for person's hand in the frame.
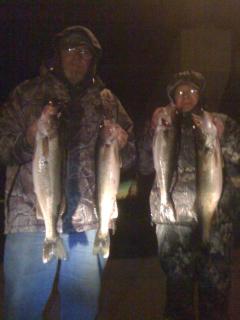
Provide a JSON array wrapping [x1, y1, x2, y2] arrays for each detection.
[[26, 102, 58, 146], [102, 120, 128, 149], [212, 115, 224, 139], [151, 103, 175, 130], [115, 124, 128, 149]]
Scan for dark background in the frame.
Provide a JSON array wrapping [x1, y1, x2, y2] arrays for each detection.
[[1, 1, 240, 120], [1, 0, 240, 258], [0, 1, 178, 122]]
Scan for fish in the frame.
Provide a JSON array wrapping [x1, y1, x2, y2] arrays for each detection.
[[32, 103, 67, 263], [192, 110, 223, 243], [152, 106, 179, 223], [93, 120, 121, 258]]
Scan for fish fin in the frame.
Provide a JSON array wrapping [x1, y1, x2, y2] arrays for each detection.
[[201, 218, 212, 244], [54, 237, 68, 260], [59, 149, 67, 216], [36, 199, 44, 220], [110, 218, 117, 235], [202, 229, 210, 244], [42, 237, 68, 264], [119, 156, 123, 168], [93, 229, 110, 259], [111, 200, 118, 219], [58, 195, 66, 216]]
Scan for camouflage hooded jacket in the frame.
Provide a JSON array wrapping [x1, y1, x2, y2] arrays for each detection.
[[138, 111, 240, 230], [0, 71, 136, 234]]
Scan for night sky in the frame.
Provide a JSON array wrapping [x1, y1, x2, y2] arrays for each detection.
[[1, 1, 239, 118]]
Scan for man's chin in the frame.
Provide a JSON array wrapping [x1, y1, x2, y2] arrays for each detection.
[[66, 74, 85, 85], [177, 105, 196, 113]]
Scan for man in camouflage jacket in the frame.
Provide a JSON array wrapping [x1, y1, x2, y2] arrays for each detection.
[[0, 26, 136, 320], [138, 70, 240, 320]]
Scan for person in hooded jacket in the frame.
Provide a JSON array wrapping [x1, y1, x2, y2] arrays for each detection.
[[138, 70, 240, 320], [0, 26, 136, 320]]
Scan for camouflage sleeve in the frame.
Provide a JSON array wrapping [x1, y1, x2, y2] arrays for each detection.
[[219, 114, 240, 218], [0, 83, 34, 165], [137, 120, 155, 175], [115, 98, 136, 170], [221, 114, 240, 165], [100, 89, 136, 170]]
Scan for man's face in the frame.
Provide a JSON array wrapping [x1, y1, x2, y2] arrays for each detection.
[[174, 84, 199, 112], [60, 44, 93, 85]]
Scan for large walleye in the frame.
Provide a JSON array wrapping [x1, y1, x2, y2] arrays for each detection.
[[152, 105, 179, 222], [193, 110, 223, 243], [93, 120, 121, 258], [33, 103, 67, 263]]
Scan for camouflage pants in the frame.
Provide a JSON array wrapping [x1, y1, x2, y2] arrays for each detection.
[[156, 223, 232, 320]]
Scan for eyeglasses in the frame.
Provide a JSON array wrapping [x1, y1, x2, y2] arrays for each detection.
[[63, 46, 93, 59], [175, 88, 199, 98]]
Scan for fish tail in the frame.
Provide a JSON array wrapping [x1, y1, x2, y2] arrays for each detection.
[[93, 229, 110, 259], [42, 237, 68, 264], [202, 224, 211, 244], [200, 211, 214, 244]]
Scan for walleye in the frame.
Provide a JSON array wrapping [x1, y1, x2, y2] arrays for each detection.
[[33, 103, 67, 263], [152, 106, 179, 223], [193, 110, 223, 243], [93, 120, 121, 258]]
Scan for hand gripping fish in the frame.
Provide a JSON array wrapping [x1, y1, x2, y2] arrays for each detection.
[[152, 106, 179, 223], [33, 103, 67, 263], [192, 111, 223, 243], [93, 120, 121, 258]]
